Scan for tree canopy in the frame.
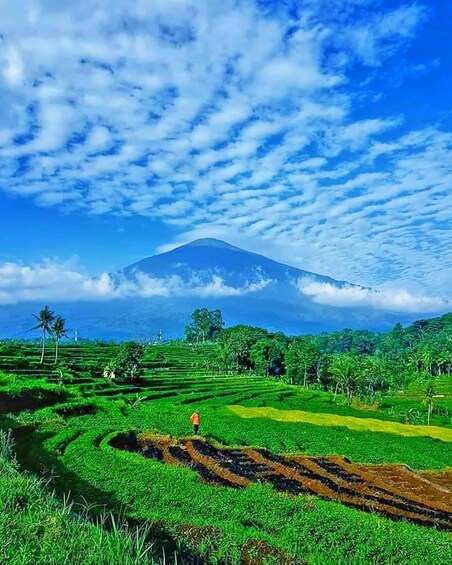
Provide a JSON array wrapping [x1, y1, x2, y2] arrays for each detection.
[[185, 310, 451, 413], [184, 308, 225, 343]]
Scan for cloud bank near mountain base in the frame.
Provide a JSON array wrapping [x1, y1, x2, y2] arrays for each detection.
[[298, 279, 450, 313], [0, 260, 271, 304]]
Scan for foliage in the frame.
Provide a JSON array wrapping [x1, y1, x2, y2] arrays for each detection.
[[285, 337, 318, 386], [250, 335, 287, 377], [0, 449, 169, 564], [423, 381, 436, 426], [108, 342, 145, 383], [184, 308, 224, 343], [217, 325, 268, 371], [0, 429, 15, 463], [327, 353, 360, 404], [211, 313, 452, 412], [51, 316, 69, 364], [228, 405, 452, 441]]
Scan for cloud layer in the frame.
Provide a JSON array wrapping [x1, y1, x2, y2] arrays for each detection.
[[298, 279, 450, 313], [0, 0, 450, 299], [0, 260, 270, 304], [0, 257, 447, 315]]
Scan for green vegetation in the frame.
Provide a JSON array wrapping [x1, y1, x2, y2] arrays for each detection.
[[0, 432, 173, 565], [228, 405, 452, 441], [0, 310, 450, 564], [184, 308, 225, 343], [106, 342, 145, 382], [51, 316, 69, 364], [31, 305, 56, 365], [211, 314, 452, 413]]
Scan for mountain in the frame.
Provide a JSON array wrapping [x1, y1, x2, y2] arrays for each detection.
[[120, 237, 350, 288], [0, 239, 427, 339]]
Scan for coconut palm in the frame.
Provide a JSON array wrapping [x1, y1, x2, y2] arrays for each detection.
[[31, 306, 56, 364], [51, 316, 69, 364], [328, 353, 360, 405], [423, 382, 435, 426]]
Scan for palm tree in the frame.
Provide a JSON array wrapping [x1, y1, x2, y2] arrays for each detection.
[[51, 316, 68, 364], [328, 353, 360, 405], [31, 306, 56, 364], [423, 382, 435, 426]]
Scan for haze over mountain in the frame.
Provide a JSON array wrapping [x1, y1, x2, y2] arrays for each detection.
[[1, 238, 448, 340]]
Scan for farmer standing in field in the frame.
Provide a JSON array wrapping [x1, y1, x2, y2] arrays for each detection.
[[190, 411, 200, 435]]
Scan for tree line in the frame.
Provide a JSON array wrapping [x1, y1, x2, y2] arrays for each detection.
[[185, 309, 452, 405]]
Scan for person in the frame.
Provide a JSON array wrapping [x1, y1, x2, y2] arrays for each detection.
[[190, 411, 200, 435]]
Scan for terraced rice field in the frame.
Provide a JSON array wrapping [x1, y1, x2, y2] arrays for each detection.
[[1, 342, 452, 564], [113, 433, 452, 530], [229, 405, 452, 441]]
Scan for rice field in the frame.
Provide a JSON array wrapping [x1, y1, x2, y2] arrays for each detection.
[[228, 405, 452, 441], [113, 432, 452, 529], [0, 342, 451, 564]]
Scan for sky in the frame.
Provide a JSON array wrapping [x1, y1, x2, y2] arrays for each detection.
[[0, 0, 451, 311]]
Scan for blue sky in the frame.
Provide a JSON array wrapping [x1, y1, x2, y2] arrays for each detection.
[[0, 0, 451, 309]]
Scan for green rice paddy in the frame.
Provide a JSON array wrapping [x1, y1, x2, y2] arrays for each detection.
[[0, 342, 451, 564]]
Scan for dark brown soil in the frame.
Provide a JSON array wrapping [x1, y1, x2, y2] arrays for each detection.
[[114, 433, 452, 530]]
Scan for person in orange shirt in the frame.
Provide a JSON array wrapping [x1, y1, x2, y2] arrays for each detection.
[[190, 411, 200, 435]]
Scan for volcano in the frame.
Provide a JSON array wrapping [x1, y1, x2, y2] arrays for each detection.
[[0, 238, 421, 339]]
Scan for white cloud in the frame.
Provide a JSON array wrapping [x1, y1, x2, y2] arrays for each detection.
[[0, 260, 271, 304], [1, 45, 24, 86], [0, 256, 447, 315], [340, 118, 401, 148], [85, 126, 112, 154], [0, 260, 114, 304], [0, 0, 450, 302], [342, 4, 427, 66], [298, 279, 450, 313]]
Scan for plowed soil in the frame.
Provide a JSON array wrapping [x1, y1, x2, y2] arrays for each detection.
[[126, 434, 452, 531]]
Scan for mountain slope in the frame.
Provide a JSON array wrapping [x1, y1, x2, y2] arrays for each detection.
[[0, 239, 429, 339], [121, 238, 350, 289]]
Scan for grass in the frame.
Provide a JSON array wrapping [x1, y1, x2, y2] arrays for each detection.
[[228, 405, 452, 441], [0, 433, 174, 565], [0, 343, 451, 564], [50, 426, 451, 565], [241, 386, 452, 427]]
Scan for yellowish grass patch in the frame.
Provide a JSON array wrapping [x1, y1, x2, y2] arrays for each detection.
[[228, 405, 452, 442], [350, 398, 379, 411]]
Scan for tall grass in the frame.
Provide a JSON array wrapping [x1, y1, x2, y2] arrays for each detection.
[[0, 439, 179, 565]]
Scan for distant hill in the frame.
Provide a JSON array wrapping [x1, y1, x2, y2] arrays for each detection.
[[0, 238, 444, 339]]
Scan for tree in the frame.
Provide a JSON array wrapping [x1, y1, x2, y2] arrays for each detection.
[[328, 353, 360, 404], [423, 382, 435, 426], [359, 355, 389, 403], [51, 316, 69, 364], [378, 322, 409, 365], [314, 353, 332, 389], [109, 342, 144, 383], [285, 338, 318, 386], [250, 337, 286, 377], [436, 345, 452, 376], [31, 306, 56, 364], [218, 325, 268, 372], [185, 308, 224, 343]]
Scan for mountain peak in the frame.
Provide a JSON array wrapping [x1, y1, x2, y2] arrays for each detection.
[[183, 238, 242, 251]]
